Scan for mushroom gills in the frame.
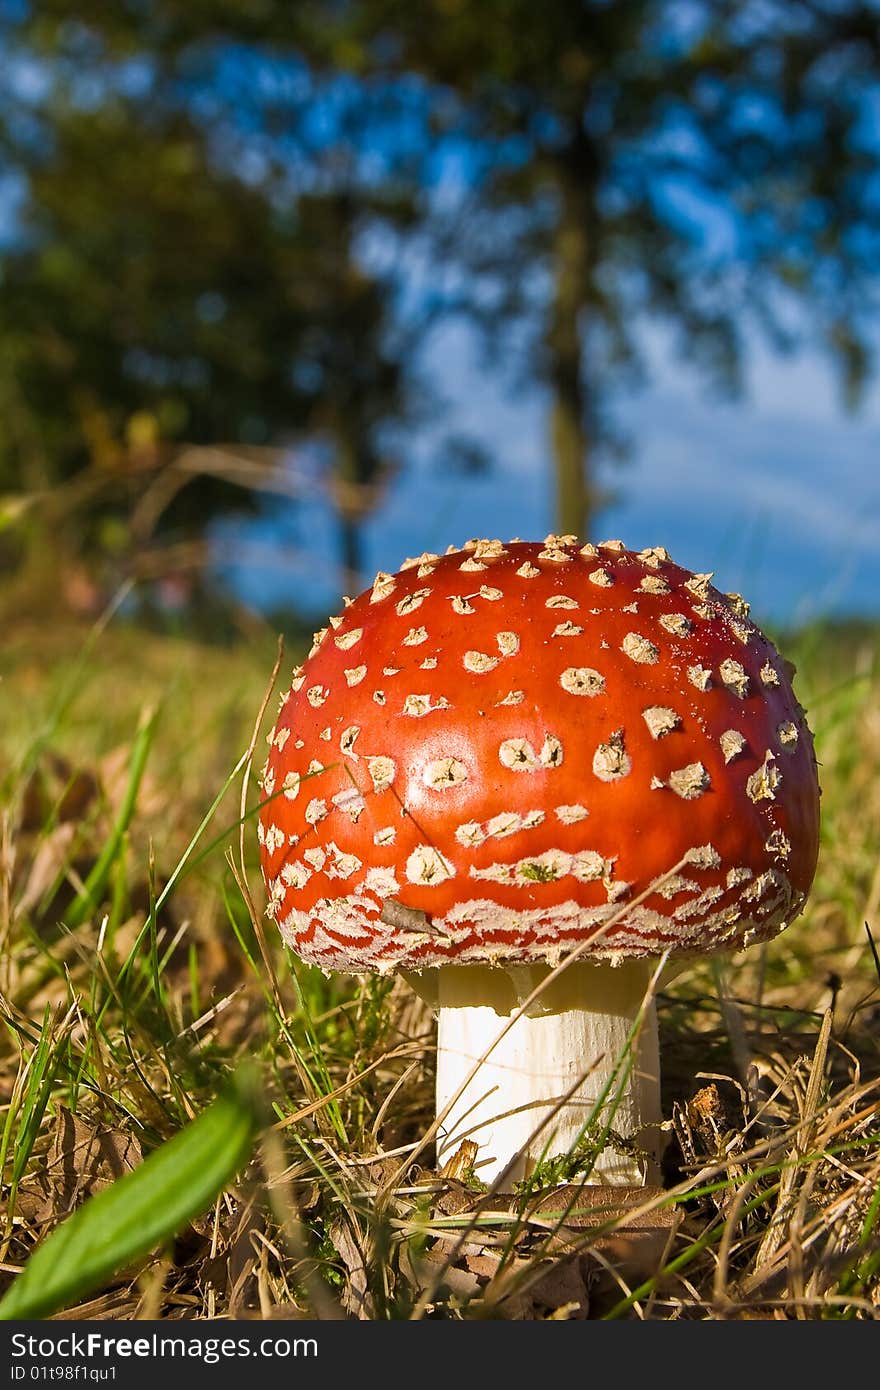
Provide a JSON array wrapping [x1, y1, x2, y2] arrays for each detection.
[[432, 959, 662, 1186]]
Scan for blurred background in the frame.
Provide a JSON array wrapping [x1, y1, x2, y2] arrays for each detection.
[[1, 0, 879, 637]]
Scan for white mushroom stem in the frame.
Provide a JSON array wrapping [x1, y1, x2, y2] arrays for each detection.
[[433, 959, 662, 1186]]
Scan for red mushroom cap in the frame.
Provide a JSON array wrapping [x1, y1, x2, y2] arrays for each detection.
[[258, 537, 820, 974]]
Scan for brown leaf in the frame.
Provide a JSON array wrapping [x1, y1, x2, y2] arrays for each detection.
[[16, 823, 77, 917], [435, 1178, 483, 1216], [398, 1241, 483, 1302], [20, 754, 99, 831], [439, 1139, 479, 1182], [501, 1255, 593, 1320], [19, 768, 48, 832], [99, 744, 163, 820], [330, 1218, 375, 1319], [526, 1183, 677, 1283], [424, 1236, 594, 1320], [55, 767, 100, 824], [22, 1107, 143, 1224]]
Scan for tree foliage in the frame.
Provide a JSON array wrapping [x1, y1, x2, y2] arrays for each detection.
[[307, 0, 880, 534], [0, 5, 413, 597]]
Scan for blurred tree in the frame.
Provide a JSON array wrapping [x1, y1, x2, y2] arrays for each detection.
[[0, 6, 414, 607], [305, 0, 880, 537], [2, 0, 879, 609]]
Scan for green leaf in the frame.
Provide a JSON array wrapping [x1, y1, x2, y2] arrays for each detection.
[[0, 1066, 264, 1321]]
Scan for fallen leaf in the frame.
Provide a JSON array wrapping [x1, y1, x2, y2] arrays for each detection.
[[20, 1108, 143, 1224]]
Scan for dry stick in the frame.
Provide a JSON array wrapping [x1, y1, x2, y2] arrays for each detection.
[[789, 1156, 822, 1315], [715, 1013, 837, 1306], [642, 1216, 684, 1321], [736, 1056, 805, 1144], [740, 1090, 879, 1299], [760, 1197, 874, 1303], [731, 1293, 878, 1318], [738, 1179, 877, 1306], [0, 815, 14, 996], [787, 1010, 835, 1313], [632, 1291, 878, 1319], [718, 1034, 862, 1312], [712, 1167, 770, 1313], [752, 1007, 833, 1274], [174, 986, 245, 1042], [370, 1060, 423, 1141], [712, 958, 761, 1114]]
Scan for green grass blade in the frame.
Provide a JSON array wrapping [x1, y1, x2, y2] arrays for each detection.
[[115, 747, 250, 993], [0, 1065, 264, 1321], [65, 704, 160, 930], [10, 1007, 61, 1191], [13, 581, 134, 788]]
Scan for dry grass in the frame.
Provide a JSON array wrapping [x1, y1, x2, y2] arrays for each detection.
[[0, 609, 878, 1320]]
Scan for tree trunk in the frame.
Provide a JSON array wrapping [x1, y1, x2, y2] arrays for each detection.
[[333, 429, 368, 597], [339, 507, 363, 598], [547, 141, 597, 540]]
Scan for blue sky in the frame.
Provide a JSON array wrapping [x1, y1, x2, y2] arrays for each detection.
[[221, 314, 880, 630]]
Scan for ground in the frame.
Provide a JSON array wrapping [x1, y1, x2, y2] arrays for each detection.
[[0, 612, 878, 1320]]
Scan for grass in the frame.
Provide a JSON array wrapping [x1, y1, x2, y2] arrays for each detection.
[[0, 605, 878, 1320]]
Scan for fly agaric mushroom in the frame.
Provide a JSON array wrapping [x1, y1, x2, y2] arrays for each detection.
[[258, 537, 820, 1185]]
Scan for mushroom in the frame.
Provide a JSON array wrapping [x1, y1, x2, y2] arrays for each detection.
[[258, 537, 820, 1186]]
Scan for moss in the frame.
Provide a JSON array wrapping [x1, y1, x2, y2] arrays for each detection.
[[519, 861, 558, 883]]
